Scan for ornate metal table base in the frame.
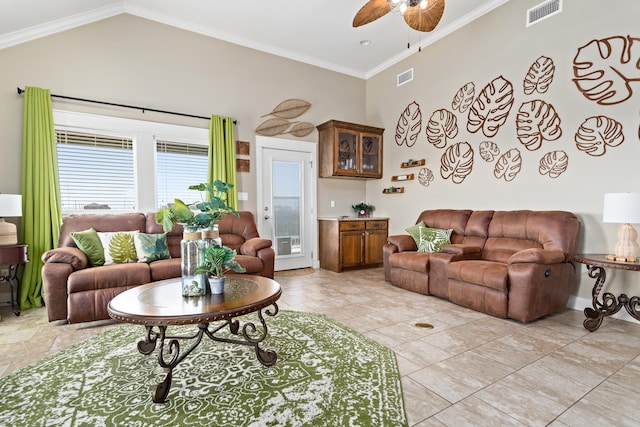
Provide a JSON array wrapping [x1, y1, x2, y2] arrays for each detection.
[[583, 265, 640, 332], [138, 303, 279, 403]]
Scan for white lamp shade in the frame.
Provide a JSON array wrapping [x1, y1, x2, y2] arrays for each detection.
[[0, 194, 22, 217], [603, 193, 640, 224]]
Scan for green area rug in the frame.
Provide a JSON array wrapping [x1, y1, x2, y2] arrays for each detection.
[[0, 310, 407, 426]]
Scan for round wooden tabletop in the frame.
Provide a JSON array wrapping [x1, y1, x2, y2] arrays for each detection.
[[107, 275, 281, 326], [574, 254, 640, 272]]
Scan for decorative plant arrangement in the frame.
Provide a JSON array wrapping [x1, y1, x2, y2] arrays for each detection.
[[155, 180, 240, 297], [352, 201, 374, 218], [156, 180, 238, 232], [195, 245, 246, 294]]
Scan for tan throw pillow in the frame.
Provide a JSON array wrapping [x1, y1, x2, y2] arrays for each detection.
[[97, 231, 139, 265]]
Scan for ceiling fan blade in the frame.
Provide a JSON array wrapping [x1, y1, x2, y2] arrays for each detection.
[[353, 0, 395, 27], [404, 0, 445, 32]]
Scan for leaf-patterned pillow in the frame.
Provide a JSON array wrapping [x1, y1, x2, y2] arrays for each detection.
[[97, 231, 139, 265], [135, 233, 170, 263], [417, 227, 453, 253]]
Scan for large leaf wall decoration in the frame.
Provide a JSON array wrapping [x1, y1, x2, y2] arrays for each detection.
[[285, 122, 315, 137], [451, 82, 475, 113], [426, 108, 458, 148], [261, 99, 311, 119], [255, 118, 292, 136], [523, 56, 555, 95], [395, 101, 422, 147], [516, 99, 562, 151], [440, 141, 474, 184], [467, 75, 514, 138], [539, 150, 569, 178], [574, 115, 624, 156], [494, 148, 522, 182], [573, 35, 640, 105]]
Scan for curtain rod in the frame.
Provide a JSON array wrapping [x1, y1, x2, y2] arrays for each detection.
[[16, 87, 236, 124]]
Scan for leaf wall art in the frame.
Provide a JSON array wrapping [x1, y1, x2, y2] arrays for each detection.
[[395, 101, 422, 147]]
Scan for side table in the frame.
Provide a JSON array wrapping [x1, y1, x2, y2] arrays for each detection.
[[0, 244, 29, 316], [574, 253, 640, 332]]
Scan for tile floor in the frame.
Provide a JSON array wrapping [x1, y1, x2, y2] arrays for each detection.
[[1, 267, 639, 426]]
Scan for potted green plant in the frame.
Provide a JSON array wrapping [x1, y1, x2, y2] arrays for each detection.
[[195, 245, 246, 294], [155, 180, 238, 232]]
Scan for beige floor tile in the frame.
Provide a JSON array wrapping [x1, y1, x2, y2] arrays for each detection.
[[401, 376, 451, 426], [474, 375, 570, 427], [433, 396, 526, 426], [409, 351, 514, 403]]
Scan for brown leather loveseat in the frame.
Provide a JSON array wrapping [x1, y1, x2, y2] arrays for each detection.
[[42, 211, 274, 324], [383, 209, 580, 323]]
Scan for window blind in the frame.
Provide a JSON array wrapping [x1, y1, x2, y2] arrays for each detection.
[[56, 130, 135, 211], [156, 141, 208, 209]]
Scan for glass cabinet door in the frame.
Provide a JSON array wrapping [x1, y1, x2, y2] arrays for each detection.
[[360, 133, 381, 176], [336, 130, 358, 174]]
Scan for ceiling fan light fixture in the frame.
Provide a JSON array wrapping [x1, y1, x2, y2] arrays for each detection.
[[420, 0, 428, 9], [399, 2, 408, 14]]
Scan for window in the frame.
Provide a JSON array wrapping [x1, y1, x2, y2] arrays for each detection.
[[53, 110, 210, 214], [56, 130, 135, 211], [156, 141, 208, 208]]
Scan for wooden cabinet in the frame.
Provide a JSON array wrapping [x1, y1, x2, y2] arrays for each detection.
[[319, 219, 388, 272], [317, 120, 384, 179]]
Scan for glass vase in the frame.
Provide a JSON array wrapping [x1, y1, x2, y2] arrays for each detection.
[[181, 231, 207, 297]]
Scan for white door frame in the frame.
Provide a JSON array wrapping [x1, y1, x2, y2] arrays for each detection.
[[256, 136, 319, 270]]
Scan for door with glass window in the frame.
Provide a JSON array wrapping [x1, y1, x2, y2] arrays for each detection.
[[257, 138, 315, 271]]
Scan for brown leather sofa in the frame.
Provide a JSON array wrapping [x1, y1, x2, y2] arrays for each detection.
[[383, 209, 580, 323], [42, 211, 274, 323]]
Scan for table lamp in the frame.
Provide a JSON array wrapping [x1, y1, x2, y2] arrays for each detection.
[[603, 192, 640, 262], [0, 194, 22, 245]]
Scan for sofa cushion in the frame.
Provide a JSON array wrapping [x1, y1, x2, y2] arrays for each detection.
[[67, 263, 150, 294], [70, 228, 105, 266], [149, 258, 181, 281], [447, 260, 508, 292], [98, 231, 139, 264], [135, 233, 170, 262], [388, 252, 431, 274]]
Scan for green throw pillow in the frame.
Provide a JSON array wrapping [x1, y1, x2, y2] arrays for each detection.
[[135, 233, 170, 263], [70, 228, 105, 266], [97, 231, 139, 265], [405, 221, 426, 246], [416, 227, 453, 253]]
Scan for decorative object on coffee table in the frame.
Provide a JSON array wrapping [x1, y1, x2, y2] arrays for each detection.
[[156, 181, 239, 295], [195, 245, 246, 294]]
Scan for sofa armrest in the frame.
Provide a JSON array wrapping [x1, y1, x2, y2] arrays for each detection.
[[386, 234, 417, 252], [441, 244, 482, 256], [42, 247, 89, 271], [240, 238, 273, 257], [508, 248, 566, 265]]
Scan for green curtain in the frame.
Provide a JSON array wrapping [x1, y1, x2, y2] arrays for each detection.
[[20, 87, 62, 310], [208, 115, 238, 209]]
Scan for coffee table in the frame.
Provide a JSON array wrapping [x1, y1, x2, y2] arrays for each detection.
[[107, 275, 281, 403]]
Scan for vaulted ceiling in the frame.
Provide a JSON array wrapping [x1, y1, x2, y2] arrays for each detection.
[[0, 0, 508, 78]]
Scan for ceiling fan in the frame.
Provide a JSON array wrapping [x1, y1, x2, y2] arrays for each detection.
[[353, 0, 445, 32]]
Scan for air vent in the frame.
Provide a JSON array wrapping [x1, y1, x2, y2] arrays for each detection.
[[526, 0, 562, 27], [397, 68, 413, 87]]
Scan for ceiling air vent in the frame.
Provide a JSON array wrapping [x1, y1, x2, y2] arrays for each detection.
[[526, 0, 562, 27], [397, 68, 413, 87]]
